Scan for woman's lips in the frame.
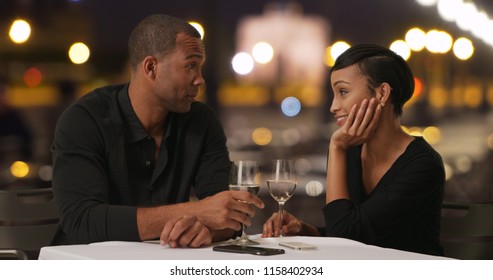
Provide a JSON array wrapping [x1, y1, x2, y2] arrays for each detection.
[[336, 115, 348, 127]]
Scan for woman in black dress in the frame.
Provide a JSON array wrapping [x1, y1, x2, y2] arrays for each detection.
[[262, 44, 445, 256]]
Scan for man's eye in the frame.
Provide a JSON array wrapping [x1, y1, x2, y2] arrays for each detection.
[[187, 63, 197, 70]]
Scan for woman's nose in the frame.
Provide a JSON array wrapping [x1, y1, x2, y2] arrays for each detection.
[[330, 98, 339, 114]]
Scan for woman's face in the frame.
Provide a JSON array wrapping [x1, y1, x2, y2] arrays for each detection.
[[330, 64, 374, 127]]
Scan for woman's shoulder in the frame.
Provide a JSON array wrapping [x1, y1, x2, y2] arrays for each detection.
[[396, 137, 445, 180], [407, 137, 443, 162]]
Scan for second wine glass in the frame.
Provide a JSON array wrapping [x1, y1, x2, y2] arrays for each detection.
[[229, 160, 260, 245], [267, 159, 297, 237]]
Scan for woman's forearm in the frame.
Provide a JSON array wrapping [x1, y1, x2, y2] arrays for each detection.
[[326, 143, 350, 204]]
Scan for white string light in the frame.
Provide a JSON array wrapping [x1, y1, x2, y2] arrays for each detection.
[[418, 0, 493, 48]]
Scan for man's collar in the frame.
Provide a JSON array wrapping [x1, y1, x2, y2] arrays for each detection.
[[118, 84, 148, 143], [117, 84, 174, 144]]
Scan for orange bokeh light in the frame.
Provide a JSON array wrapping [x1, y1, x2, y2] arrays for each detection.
[[23, 67, 43, 87], [413, 77, 423, 98]]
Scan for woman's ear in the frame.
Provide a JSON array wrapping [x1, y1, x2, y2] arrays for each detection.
[[376, 83, 392, 107]]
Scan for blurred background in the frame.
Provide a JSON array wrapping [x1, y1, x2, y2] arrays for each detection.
[[1, 0, 493, 233]]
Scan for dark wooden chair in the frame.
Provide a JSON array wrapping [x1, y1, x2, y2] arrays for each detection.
[[0, 188, 59, 259], [440, 201, 493, 259]]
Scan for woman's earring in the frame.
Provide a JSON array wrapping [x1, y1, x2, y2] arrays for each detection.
[[380, 102, 385, 107]]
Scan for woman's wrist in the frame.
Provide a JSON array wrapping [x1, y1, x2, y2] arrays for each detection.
[[329, 140, 348, 153]]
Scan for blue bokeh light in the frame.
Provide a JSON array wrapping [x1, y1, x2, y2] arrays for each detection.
[[281, 96, 302, 117]]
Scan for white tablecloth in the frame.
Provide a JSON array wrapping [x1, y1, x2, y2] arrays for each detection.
[[39, 234, 448, 260]]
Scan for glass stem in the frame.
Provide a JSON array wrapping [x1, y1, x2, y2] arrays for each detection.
[[241, 223, 247, 239], [278, 202, 285, 237]]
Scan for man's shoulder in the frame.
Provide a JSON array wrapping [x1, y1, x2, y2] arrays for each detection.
[[76, 84, 126, 109], [190, 101, 213, 112], [59, 83, 126, 126], [184, 102, 217, 119]]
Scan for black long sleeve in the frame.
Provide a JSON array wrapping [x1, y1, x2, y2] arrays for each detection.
[[51, 84, 230, 244], [323, 137, 444, 256]]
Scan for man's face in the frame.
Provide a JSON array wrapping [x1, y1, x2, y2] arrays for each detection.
[[153, 33, 206, 113]]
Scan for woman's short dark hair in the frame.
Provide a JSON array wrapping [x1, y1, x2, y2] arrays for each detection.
[[128, 14, 201, 70], [330, 44, 415, 116]]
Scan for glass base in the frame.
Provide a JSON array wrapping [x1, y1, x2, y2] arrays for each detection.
[[229, 237, 259, 246]]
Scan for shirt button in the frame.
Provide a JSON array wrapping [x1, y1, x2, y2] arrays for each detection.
[[145, 160, 151, 166]]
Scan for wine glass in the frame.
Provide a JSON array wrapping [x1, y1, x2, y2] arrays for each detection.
[[229, 160, 261, 245], [267, 159, 297, 237]]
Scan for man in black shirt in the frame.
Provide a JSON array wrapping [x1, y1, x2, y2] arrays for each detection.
[[51, 14, 264, 248]]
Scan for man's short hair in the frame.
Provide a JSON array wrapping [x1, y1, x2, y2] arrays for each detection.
[[128, 14, 201, 70]]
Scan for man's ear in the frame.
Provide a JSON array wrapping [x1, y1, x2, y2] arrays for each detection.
[[376, 83, 392, 107], [142, 56, 157, 79]]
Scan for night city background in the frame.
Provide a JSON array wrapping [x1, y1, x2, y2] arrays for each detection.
[[1, 0, 493, 233]]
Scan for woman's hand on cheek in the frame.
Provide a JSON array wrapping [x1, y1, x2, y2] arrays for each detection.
[[331, 98, 382, 150]]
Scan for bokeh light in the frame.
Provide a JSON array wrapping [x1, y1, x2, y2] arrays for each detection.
[[487, 134, 493, 150], [282, 128, 302, 146], [9, 19, 31, 44], [453, 37, 474, 60], [425, 30, 452, 53], [454, 155, 472, 174], [295, 158, 312, 176], [10, 161, 29, 178], [427, 0, 493, 47], [405, 28, 426, 51], [232, 52, 254, 75], [330, 41, 351, 62], [437, 0, 463, 22], [68, 42, 90, 64], [23, 67, 43, 87], [408, 126, 423, 137], [444, 162, 454, 181], [429, 86, 448, 108], [305, 180, 324, 197], [251, 127, 272, 146], [324, 46, 335, 67], [281, 96, 302, 117], [471, 12, 490, 39], [413, 77, 423, 98], [456, 2, 478, 32], [463, 83, 483, 108], [422, 126, 441, 145], [252, 42, 274, 64], [188, 21, 204, 39], [401, 126, 410, 135], [38, 165, 53, 181], [416, 0, 437, 6], [390, 40, 411, 60], [437, 0, 463, 21]]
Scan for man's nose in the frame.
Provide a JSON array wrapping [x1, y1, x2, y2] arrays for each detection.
[[194, 71, 205, 86]]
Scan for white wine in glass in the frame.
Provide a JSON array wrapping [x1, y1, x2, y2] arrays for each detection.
[[228, 160, 260, 245], [267, 159, 296, 237]]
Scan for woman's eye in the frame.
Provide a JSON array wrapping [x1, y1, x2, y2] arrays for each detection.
[[339, 89, 348, 95]]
